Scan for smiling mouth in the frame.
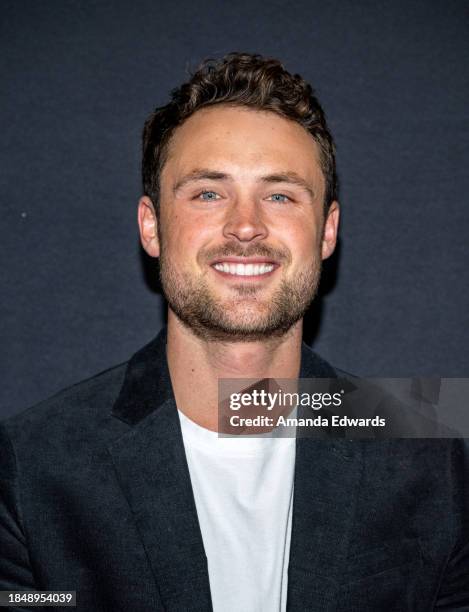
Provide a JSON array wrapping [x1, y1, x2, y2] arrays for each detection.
[[211, 261, 278, 278]]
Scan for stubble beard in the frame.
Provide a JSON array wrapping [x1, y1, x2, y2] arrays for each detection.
[[158, 242, 322, 343]]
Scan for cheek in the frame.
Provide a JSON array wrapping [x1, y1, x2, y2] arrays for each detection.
[[280, 219, 321, 263], [163, 215, 214, 263]]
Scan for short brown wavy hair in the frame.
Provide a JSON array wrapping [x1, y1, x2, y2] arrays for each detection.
[[142, 52, 337, 213]]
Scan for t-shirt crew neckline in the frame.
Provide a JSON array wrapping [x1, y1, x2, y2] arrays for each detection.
[[177, 408, 295, 457]]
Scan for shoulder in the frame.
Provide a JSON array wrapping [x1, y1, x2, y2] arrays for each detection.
[[1, 361, 129, 453], [311, 361, 468, 472]]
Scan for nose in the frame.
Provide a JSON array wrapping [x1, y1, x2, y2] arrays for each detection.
[[222, 197, 269, 243]]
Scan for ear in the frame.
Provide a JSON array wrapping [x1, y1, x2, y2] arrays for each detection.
[[321, 200, 340, 260], [138, 196, 160, 258]]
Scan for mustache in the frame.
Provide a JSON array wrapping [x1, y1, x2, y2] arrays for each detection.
[[201, 242, 291, 264]]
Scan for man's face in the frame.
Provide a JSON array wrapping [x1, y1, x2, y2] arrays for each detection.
[[139, 105, 339, 341]]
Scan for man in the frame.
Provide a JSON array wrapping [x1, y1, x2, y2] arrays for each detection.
[[0, 53, 468, 611]]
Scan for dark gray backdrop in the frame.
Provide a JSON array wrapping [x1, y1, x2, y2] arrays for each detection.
[[1, 0, 468, 419]]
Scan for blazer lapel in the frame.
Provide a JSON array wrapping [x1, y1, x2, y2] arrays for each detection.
[[106, 330, 361, 611], [107, 329, 212, 611], [286, 345, 364, 611]]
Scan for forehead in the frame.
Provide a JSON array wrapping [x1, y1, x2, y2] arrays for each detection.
[[161, 105, 324, 190]]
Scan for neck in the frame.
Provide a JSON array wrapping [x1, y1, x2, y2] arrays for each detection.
[[166, 311, 303, 431]]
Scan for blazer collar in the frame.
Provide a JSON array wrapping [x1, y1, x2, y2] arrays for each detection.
[[112, 327, 172, 425], [112, 326, 338, 426]]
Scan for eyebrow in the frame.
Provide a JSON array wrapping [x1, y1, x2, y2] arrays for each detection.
[[173, 170, 231, 193], [260, 172, 316, 200], [173, 168, 316, 200]]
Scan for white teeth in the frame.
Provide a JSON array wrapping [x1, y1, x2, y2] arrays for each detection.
[[213, 263, 275, 276]]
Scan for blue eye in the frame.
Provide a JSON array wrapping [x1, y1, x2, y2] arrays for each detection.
[[269, 193, 289, 203], [199, 190, 220, 201]]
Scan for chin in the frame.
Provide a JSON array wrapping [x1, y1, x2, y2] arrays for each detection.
[[223, 303, 271, 322]]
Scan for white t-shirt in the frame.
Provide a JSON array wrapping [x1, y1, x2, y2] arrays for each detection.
[[178, 409, 296, 612]]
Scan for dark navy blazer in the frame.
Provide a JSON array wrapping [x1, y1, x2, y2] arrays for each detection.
[[1, 328, 468, 611]]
